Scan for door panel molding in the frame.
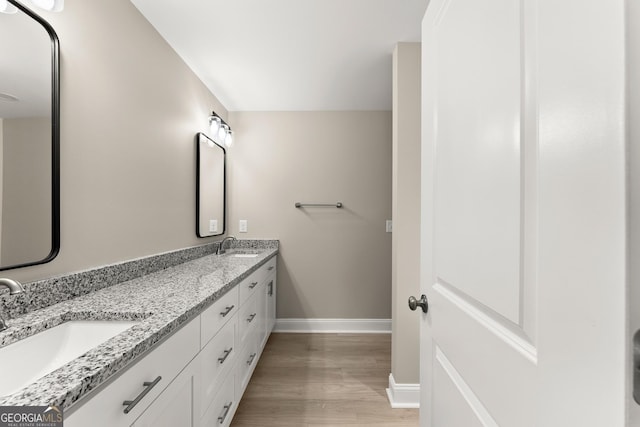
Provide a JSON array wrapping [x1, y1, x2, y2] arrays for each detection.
[[432, 0, 523, 324], [434, 281, 537, 363], [435, 346, 498, 427]]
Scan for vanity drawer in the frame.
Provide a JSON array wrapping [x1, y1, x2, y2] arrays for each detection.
[[201, 286, 238, 348], [65, 318, 200, 427], [237, 290, 259, 347], [235, 338, 259, 401], [263, 256, 277, 276], [201, 368, 236, 427], [200, 313, 237, 417], [238, 268, 262, 305]]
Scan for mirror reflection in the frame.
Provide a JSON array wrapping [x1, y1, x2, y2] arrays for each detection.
[[0, 2, 59, 270], [196, 132, 225, 238]]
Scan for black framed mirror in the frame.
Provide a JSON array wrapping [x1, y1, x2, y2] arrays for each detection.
[[0, 1, 60, 270], [196, 132, 226, 237]]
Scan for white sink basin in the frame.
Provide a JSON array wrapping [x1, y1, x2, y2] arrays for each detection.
[[0, 320, 138, 397], [233, 253, 258, 258]]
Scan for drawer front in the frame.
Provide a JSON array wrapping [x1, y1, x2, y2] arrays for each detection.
[[201, 368, 236, 427], [65, 318, 200, 427], [238, 269, 262, 305], [200, 313, 237, 416], [235, 339, 259, 402], [237, 291, 259, 347], [201, 286, 239, 347], [263, 257, 277, 277]]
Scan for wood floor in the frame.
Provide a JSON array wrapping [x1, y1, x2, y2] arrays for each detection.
[[231, 333, 419, 427]]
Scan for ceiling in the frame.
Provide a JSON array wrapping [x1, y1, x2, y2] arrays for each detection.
[[130, 0, 428, 112]]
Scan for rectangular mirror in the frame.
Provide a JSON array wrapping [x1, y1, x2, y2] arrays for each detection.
[[0, 1, 60, 270], [196, 132, 225, 237]]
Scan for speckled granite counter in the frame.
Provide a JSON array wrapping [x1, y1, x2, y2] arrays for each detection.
[[0, 240, 278, 410]]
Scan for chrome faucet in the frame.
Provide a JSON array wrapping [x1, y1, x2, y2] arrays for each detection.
[[0, 278, 24, 332], [216, 236, 237, 255]]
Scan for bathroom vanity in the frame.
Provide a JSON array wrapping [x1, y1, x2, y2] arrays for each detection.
[[0, 241, 278, 427]]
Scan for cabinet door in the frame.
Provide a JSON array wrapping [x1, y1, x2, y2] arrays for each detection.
[[64, 319, 200, 427], [201, 368, 236, 427], [256, 281, 268, 350], [265, 273, 276, 334], [132, 358, 201, 427]]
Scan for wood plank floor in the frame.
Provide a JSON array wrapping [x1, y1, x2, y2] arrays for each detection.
[[231, 333, 419, 427]]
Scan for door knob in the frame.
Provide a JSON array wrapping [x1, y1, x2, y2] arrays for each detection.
[[408, 294, 429, 313]]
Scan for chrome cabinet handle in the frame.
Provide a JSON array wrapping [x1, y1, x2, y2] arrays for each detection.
[[122, 376, 162, 414], [218, 402, 233, 424], [218, 347, 233, 364], [246, 352, 257, 365], [247, 313, 257, 322], [267, 266, 274, 271], [249, 282, 258, 289], [268, 281, 273, 296], [220, 305, 235, 317], [408, 295, 429, 314]]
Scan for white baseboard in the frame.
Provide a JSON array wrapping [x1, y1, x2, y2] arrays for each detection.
[[386, 373, 420, 409], [273, 318, 391, 333]]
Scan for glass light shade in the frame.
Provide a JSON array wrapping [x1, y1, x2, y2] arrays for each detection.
[[218, 124, 228, 142], [209, 116, 221, 139], [224, 130, 233, 148], [30, 0, 64, 11], [0, 0, 18, 13]]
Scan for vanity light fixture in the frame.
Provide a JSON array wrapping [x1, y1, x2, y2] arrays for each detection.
[[218, 124, 228, 143], [208, 111, 234, 148], [224, 129, 234, 148], [0, 0, 18, 13], [28, 0, 64, 12], [1, 0, 64, 13]]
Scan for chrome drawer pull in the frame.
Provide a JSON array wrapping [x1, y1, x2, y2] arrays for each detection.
[[249, 282, 258, 289], [220, 305, 235, 317], [246, 352, 257, 365], [218, 347, 233, 364], [218, 401, 233, 424], [268, 281, 273, 296], [247, 313, 257, 322], [122, 376, 162, 414], [268, 266, 274, 271]]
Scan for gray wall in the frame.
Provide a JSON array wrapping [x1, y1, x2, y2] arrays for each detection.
[[227, 111, 392, 319], [8, 0, 227, 283], [391, 43, 421, 384], [6, 1, 394, 325]]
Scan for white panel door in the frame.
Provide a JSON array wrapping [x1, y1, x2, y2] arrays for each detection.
[[419, 0, 627, 426]]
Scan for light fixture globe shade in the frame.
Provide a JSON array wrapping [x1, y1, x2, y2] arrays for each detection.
[[209, 116, 221, 140], [224, 130, 233, 148], [218, 124, 228, 143], [0, 0, 18, 13], [30, 0, 63, 11]]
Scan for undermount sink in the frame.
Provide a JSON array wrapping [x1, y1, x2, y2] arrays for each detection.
[[0, 320, 138, 397], [233, 253, 259, 258]]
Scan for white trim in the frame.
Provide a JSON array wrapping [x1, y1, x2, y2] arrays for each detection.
[[386, 373, 420, 408], [435, 346, 498, 426], [273, 318, 391, 334], [433, 282, 538, 364]]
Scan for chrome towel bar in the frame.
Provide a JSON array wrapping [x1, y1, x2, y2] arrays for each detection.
[[295, 202, 343, 208]]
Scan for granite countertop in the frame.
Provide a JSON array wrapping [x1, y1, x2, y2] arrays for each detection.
[[0, 245, 278, 410]]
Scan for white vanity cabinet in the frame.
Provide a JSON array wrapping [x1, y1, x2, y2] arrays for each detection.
[[131, 357, 201, 427], [64, 317, 201, 427], [65, 255, 277, 427]]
